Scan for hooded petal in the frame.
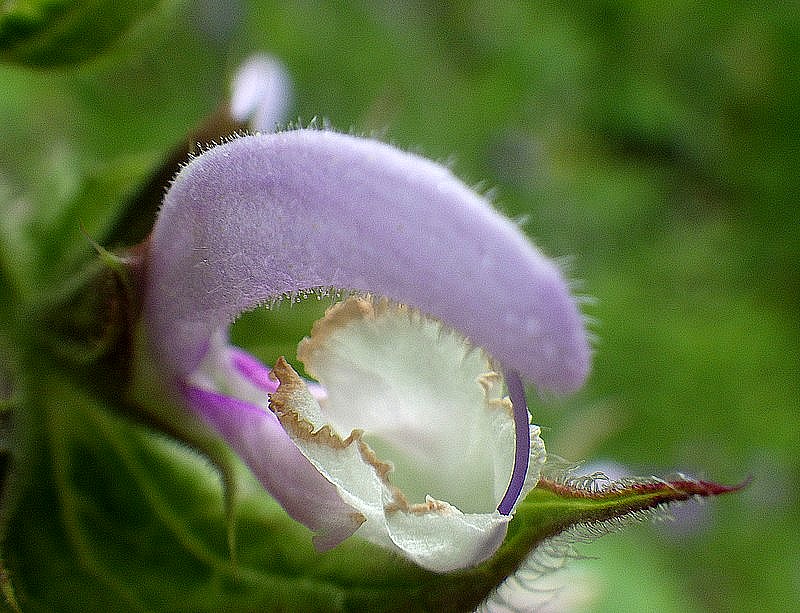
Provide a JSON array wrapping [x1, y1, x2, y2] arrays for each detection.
[[144, 129, 589, 393]]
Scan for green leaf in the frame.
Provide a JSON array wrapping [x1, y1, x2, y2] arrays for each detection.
[[0, 0, 161, 67], [3, 358, 404, 611], [2, 342, 497, 612]]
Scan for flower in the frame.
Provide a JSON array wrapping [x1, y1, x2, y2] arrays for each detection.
[[142, 128, 590, 571], [229, 53, 292, 133]]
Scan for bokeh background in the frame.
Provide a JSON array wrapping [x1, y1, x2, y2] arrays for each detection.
[[1, 1, 798, 611]]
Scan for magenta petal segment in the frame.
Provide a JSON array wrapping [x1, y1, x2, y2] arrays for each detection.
[[193, 337, 327, 402], [182, 384, 364, 550], [145, 130, 590, 393], [228, 347, 279, 394]]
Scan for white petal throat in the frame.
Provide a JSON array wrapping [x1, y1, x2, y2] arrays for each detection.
[[268, 297, 546, 572]]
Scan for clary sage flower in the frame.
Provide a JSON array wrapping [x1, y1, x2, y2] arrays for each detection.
[[143, 128, 590, 572], [229, 53, 292, 133]]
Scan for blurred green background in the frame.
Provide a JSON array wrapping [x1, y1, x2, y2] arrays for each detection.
[[1, 1, 798, 611]]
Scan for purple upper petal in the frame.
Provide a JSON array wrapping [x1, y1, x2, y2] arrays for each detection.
[[144, 130, 589, 392]]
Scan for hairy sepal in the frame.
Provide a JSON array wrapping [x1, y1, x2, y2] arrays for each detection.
[[472, 470, 745, 611]]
